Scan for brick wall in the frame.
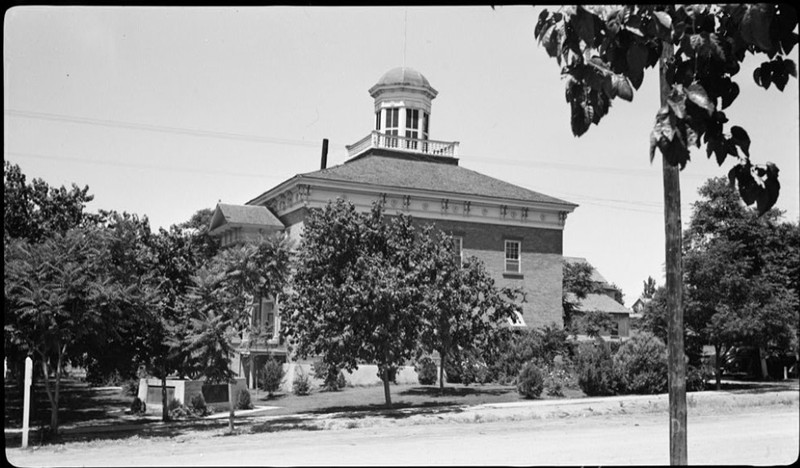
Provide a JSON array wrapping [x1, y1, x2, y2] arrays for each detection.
[[277, 209, 566, 330], [421, 218, 565, 329]]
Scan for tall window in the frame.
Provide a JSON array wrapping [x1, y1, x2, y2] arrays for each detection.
[[375, 111, 381, 131], [422, 112, 429, 140], [505, 240, 521, 273], [405, 109, 419, 149], [385, 108, 399, 147], [255, 298, 276, 337]]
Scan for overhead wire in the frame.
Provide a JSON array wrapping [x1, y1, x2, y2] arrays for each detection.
[[6, 108, 796, 217]]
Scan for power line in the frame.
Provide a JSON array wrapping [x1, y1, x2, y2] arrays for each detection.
[[5, 109, 322, 148], [3, 151, 288, 181]]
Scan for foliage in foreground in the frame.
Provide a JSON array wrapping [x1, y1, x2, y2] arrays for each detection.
[[516, 361, 545, 399]]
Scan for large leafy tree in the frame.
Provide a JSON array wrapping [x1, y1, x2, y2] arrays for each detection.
[[282, 200, 427, 407], [534, 5, 796, 462], [175, 232, 292, 430], [74, 210, 158, 385], [684, 177, 799, 387], [207, 233, 293, 387], [4, 227, 127, 434], [415, 229, 520, 389]]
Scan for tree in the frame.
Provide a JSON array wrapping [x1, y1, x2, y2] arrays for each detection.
[[209, 233, 293, 390], [3, 161, 96, 243], [282, 200, 427, 407], [684, 177, 799, 387], [415, 229, 520, 389], [562, 259, 597, 330], [642, 276, 657, 299], [4, 227, 126, 434], [534, 5, 796, 463], [573, 310, 617, 338], [75, 210, 158, 386], [175, 232, 292, 431]]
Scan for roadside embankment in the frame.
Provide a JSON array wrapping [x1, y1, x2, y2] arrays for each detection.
[[246, 387, 799, 433]]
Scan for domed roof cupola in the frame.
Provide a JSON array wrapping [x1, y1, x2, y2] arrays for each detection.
[[345, 67, 458, 160], [368, 67, 437, 143]]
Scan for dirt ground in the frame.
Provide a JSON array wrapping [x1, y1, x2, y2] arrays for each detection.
[[6, 389, 799, 466], [6, 403, 798, 466]]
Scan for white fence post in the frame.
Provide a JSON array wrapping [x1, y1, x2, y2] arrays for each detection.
[[22, 356, 32, 448]]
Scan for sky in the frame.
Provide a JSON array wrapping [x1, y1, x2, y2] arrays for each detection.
[[4, 5, 799, 306]]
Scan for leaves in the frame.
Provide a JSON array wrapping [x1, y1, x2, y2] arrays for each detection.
[[535, 5, 792, 209], [740, 4, 775, 53], [686, 82, 715, 116], [728, 160, 781, 215]]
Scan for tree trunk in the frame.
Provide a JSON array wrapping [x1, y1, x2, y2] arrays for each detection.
[[439, 352, 446, 391], [660, 40, 687, 466], [714, 344, 722, 391], [228, 382, 235, 433], [37, 349, 59, 436], [382, 367, 392, 408], [161, 371, 169, 422], [758, 347, 769, 380], [52, 344, 66, 434]]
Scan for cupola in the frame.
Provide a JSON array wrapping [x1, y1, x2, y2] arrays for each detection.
[[346, 67, 458, 160]]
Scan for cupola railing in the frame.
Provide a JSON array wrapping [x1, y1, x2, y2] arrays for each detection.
[[346, 131, 460, 159]]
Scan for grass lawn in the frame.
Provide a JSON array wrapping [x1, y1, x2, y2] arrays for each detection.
[[249, 382, 585, 417], [4, 374, 584, 432]]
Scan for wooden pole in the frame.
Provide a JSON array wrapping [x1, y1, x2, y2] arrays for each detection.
[[659, 40, 687, 465]]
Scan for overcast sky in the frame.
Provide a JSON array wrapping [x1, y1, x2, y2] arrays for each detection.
[[4, 5, 799, 306]]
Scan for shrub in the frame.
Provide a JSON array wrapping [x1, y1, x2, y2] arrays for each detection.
[[292, 366, 312, 396], [543, 364, 572, 397], [130, 397, 146, 415], [686, 365, 708, 392], [313, 359, 346, 391], [236, 388, 253, 410], [487, 325, 572, 385], [516, 361, 545, 399], [443, 357, 463, 384], [461, 358, 491, 386], [167, 397, 182, 412], [167, 397, 189, 420], [613, 332, 668, 395], [262, 359, 286, 397], [190, 392, 210, 416], [575, 338, 619, 396], [415, 356, 438, 385]]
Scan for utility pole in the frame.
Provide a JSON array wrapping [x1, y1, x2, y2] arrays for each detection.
[[659, 40, 687, 465]]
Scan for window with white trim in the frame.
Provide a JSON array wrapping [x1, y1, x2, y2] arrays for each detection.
[[385, 108, 400, 147], [255, 298, 277, 338], [405, 109, 420, 149], [505, 240, 521, 273]]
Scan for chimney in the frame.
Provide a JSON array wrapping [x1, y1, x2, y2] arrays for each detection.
[[320, 138, 329, 170]]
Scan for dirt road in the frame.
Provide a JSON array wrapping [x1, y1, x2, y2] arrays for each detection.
[[7, 403, 798, 466]]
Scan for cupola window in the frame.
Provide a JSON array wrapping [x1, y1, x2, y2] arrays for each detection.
[[405, 109, 420, 149], [385, 108, 400, 147]]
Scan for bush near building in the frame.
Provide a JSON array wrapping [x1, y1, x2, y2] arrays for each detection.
[[516, 361, 545, 399], [415, 356, 438, 385], [613, 332, 669, 394]]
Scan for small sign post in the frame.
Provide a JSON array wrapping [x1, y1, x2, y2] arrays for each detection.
[[22, 356, 33, 448]]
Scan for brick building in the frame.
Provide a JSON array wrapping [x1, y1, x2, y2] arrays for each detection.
[[209, 67, 578, 384]]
